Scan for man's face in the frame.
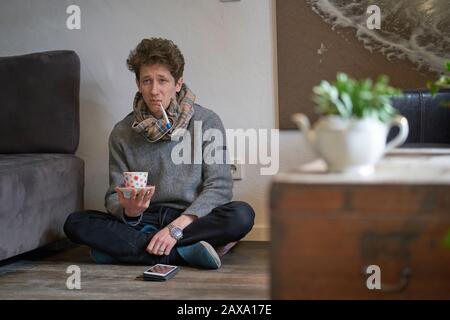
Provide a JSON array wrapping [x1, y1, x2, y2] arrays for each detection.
[[136, 63, 183, 118]]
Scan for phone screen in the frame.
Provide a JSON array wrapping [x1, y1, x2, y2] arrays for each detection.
[[144, 264, 177, 276]]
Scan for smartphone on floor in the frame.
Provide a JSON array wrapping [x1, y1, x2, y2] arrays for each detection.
[[143, 264, 179, 281]]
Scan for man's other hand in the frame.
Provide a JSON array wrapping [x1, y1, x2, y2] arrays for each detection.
[[115, 187, 154, 217]]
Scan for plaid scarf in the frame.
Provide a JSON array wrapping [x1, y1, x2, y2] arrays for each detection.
[[131, 83, 195, 142]]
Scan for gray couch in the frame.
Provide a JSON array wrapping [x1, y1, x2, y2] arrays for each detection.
[[0, 50, 84, 261]]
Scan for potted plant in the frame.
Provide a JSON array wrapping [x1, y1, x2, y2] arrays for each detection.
[[292, 72, 409, 175], [427, 60, 450, 98]]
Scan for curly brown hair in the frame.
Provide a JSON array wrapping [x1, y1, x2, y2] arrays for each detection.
[[126, 38, 185, 82]]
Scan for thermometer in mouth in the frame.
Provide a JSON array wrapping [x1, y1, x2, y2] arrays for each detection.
[[160, 102, 171, 129]]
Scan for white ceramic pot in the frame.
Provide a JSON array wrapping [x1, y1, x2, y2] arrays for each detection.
[[292, 114, 409, 175]]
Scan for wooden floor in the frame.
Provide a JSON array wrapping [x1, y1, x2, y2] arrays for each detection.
[[0, 241, 269, 300]]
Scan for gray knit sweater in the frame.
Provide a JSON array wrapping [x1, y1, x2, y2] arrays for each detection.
[[105, 104, 233, 220]]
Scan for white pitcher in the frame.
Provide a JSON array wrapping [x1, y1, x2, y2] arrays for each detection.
[[291, 114, 409, 175]]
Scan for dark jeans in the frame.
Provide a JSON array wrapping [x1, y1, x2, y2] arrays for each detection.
[[63, 201, 255, 265]]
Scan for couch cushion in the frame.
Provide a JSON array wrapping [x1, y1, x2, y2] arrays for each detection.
[[0, 50, 80, 153], [0, 154, 84, 260]]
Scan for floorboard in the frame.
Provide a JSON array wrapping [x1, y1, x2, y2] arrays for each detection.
[[0, 241, 269, 300]]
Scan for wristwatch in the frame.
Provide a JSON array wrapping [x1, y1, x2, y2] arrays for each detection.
[[167, 223, 183, 241]]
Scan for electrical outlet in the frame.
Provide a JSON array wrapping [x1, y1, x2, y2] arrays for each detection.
[[230, 160, 243, 180]]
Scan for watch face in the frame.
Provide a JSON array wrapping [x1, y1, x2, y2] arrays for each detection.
[[170, 227, 183, 240]]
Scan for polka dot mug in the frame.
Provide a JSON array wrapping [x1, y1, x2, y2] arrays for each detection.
[[123, 172, 148, 188]]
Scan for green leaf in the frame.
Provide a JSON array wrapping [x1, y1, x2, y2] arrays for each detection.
[[427, 61, 450, 96], [337, 72, 348, 84], [444, 229, 450, 248]]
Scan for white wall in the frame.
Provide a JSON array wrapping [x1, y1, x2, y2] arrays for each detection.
[[0, 0, 315, 240]]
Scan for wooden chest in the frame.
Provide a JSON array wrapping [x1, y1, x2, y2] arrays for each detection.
[[270, 155, 450, 299]]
